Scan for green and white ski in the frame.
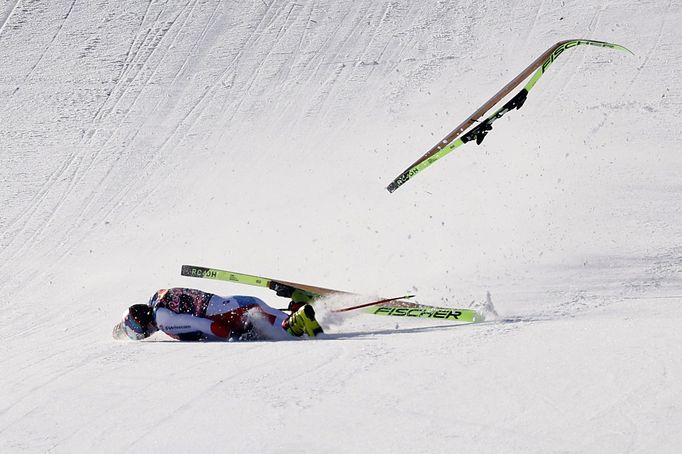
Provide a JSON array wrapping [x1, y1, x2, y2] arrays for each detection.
[[367, 305, 483, 322], [387, 39, 632, 193], [181, 264, 345, 303]]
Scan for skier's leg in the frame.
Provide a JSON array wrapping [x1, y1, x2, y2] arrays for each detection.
[[236, 296, 326, 339], [232, 296, 289, 327], [206, 295, 291, 339]]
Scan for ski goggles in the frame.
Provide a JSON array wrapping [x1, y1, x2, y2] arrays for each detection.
[[112, 311, 148, 340]]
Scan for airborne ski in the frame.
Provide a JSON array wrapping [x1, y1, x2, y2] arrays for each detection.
[[386, 39, 632, 193]]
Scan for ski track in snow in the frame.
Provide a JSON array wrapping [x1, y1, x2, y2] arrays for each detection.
[[1, 0, 682, 452]]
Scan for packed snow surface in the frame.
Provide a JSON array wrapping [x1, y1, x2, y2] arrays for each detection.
[[1, 0, 681, 452]]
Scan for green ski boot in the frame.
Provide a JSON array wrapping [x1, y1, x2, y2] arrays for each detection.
[[284, 304, 323, 337]]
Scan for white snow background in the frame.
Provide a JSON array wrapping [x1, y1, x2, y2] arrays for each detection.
[[1, 0, 681, 452]]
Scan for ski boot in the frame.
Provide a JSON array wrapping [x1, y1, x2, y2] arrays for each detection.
[[283, 304, 323, 337], [285, 289, 317, 316]]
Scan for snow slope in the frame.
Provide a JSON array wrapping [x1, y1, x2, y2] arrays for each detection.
[[1, 0, 681, 452]]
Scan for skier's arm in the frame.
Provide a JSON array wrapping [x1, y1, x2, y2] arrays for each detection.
[[154, 307, 230, 339]]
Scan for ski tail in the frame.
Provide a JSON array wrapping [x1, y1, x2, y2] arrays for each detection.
[[181, 265, 272, 288]]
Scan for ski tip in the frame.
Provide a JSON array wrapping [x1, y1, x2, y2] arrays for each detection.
[[564, 38, 634, 55]]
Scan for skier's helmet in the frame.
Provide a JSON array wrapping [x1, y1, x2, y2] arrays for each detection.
[[114, 304, 153, 340]]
